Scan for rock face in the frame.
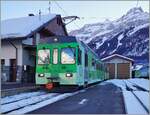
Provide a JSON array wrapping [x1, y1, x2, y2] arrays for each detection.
[[70, 7, 149, 63]]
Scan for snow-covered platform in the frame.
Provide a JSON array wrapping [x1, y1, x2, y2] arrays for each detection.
[[105, 78, 149, 114]]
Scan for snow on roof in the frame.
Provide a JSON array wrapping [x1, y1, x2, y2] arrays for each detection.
[[1, 14, 57, 39], [101, 54, 134, 62]]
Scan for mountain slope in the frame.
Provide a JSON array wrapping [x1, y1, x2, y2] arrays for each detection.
[[70, 7, 149, 62]]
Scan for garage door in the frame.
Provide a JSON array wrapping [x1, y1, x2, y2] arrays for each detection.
[[117, 63, 130, 79], [107, 63, 115, 79]]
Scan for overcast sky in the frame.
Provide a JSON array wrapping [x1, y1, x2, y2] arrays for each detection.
[[1, 1, 149, 32]]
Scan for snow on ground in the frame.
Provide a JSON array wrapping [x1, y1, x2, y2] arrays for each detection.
[[105, 78, 149, 91], [105, 79, 127, 91], [9, 93, 76, 114], [117, 33, 124, 47], [1, 91, 45, 105], [105, 78, 149, 114], [128, 23, 149, 36], [1, 86, 88, 114], [78, 99, 88, 105], [128, 78, 149, 91], [123, 91, 147, 114], [1, 93, 58, 113], [133, 91, 149, 110]]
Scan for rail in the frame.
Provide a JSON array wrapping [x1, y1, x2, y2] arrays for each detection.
[[123, 80, 149, 114]]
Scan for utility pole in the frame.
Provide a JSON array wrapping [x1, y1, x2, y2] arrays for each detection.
[[48, 1, 51, 13], [136, 0, 139, 7], [39, 9, 41, 21]]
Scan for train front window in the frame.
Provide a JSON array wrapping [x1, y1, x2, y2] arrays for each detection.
[[61, 48, 76, 64], [38, 49, 50, 64], [53, 49, 58, 64]]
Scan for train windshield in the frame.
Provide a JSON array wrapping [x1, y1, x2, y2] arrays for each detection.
[[38, 49, 50, 64], [61, 48, 76, 64]]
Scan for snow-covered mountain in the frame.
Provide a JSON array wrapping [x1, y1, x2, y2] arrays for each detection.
[[70, 7, 149, 63]]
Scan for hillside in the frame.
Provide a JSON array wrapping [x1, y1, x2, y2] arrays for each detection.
[[70, 7, 149, 63]]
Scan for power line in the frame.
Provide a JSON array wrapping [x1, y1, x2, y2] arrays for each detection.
[[53, 1, 81, 30], [54, 1, 68, 16]]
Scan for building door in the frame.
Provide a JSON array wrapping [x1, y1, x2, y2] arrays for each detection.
[[107, 63, 115, 79], [117, 63, 130, 79], [10, 59, 17, 82]]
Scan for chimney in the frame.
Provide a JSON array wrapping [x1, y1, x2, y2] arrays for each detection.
[[28, 13, 34, 16]]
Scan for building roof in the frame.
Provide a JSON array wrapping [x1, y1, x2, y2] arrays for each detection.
[[1, 14, 57, 39], [101, 54, 134, 62]]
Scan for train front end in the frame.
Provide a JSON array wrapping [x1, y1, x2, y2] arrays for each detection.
[[35, 36, 79, 88]]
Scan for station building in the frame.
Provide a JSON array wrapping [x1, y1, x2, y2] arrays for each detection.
[[1, 13, 68, 83]]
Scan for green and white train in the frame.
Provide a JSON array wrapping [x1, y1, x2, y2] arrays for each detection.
[[35, 36, 108, 88]]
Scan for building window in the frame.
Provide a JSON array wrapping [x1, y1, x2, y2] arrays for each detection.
[[92, 58, 95, 66]]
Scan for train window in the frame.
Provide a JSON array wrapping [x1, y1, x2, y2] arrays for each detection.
[[96, 63, 100, 70], [38, 49, 50, 65], [85, 53, 88, 67], [92, 58, 95, 66], [61, 48, 76, 64], [78, 48, 82, 65], [53, 49, 58, 64]]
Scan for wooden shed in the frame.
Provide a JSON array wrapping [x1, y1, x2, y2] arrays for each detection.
[[101, 54, 134, 79]]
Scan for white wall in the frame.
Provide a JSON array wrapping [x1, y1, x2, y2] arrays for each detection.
[[1, 40, 23, 66]]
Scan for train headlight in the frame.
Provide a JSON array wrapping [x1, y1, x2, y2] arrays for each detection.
[[38, 73, 44, 77], [66, 73, 73, 77]]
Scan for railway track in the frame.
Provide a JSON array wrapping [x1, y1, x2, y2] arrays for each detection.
[[1, 91, 60, 114], [123, 80, 149, 114]]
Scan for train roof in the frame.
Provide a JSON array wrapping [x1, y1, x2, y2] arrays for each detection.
[[39, 36, 77, 44]]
